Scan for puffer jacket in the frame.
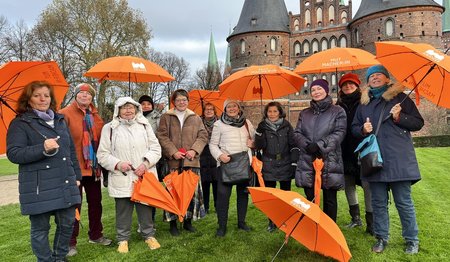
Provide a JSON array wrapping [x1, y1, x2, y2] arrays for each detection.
[[351, 83, 423, 183], [7, 111, 81, 215], [293, 96, 347, 190], [97, 97, 161, 198], [254, 119, 296, 181]]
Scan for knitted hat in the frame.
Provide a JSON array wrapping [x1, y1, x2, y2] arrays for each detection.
[[366, 65, 390, 82], [310, 79, 329, 94], [75, 83, 96, 97], [339, 73, 361, 88], [223, 99, 241, 111], [138, 95, 154, 107]]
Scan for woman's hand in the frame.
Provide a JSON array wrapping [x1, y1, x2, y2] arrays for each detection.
[[116, 161, 133, 172], [173, 151, 185, 160], [363, 117, 373, 135], [185, 150, 196, 160], [390, 103, 402, 122], [219, 153, 231, 163], [44, 136, 60, 153], [247, 138, 255, 149], [133, 163, 147, 177]]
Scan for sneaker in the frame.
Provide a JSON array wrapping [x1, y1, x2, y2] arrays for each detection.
[[89, 236, 112, 246], [405, 241, 419, 254], [372, 238, 388, 253], [267, 221, 276, 233], [346, 218, 363, 228], [66, 246, 77, 257], [117, 241, 128, 253], [145, 237, 161, 250]]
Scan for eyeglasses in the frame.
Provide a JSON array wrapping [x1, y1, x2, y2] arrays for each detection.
[[175, 98, 188, 103], [120, 105, 136, 110]]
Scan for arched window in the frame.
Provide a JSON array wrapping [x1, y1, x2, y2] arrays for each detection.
[[312, 39, 319, 53], [240, 39, 245, 54], [321, 38, 328, 51], [305, 10, 311, 28], [294, 19, 300, 31], [317, 8, 323, 26], [385, 19, 394, 36], [341, 11, 347, 24], [339, 36, 347, 47], [294, 41, 301, 56], [270, 37, 277, 51], [328, 5, 335, 24], [303, 41, 310, 55], [331, 74, 336, 86], [355, 29, 360, 44], [330, 37, 337, 48]]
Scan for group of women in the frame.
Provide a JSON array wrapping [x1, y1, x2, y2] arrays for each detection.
[[7, 64, 423, 260]]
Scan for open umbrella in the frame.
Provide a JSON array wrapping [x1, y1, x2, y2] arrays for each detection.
[[375, 41, 450, 108], [163, 169, 200, 222], [312, 158, 324, 206], [84, 56, 175, 95], [187, 89, 225, 116], [294, 47, 379, 75], [131, 171, 182, 220], [219, 65, 305, 109], [251, 156, 265, 187], [249, 187, 352, 262], [0, 61, 69, 154]]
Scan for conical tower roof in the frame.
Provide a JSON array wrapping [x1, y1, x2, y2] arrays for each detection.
[[443, 0, 450, 32], [353, 0, 442, 21], [208, 32, 219, 72], [227, 0, 289, 40]]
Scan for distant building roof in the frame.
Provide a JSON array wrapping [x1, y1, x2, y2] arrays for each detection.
[[227, 0, 289, 40], [353, 0, 443, 22], [207, 32, 219, 72], [443, 0, 450, 32]]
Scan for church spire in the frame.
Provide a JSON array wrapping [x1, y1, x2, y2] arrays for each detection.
[[207, 31, 219, 73]]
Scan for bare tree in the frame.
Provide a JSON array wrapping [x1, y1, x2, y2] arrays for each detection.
[[190, 62, 224, 91], [1, 20, 33, 62]]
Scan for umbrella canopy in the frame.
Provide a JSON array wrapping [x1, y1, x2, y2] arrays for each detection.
[[294, 47, 379, 75], [219, 64, 305, 101], [187, 89, 225, 116], [0, 61, 69, 154], [84, 56, 174, 95], [375, 41, 450, 108], [251, 156, 265, 187], [131, 171, 182, 219], [163, 169, 200, 222], [249, 187, 352, 262]]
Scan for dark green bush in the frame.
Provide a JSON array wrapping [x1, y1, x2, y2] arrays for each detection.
[[413, 135, 450, 147]]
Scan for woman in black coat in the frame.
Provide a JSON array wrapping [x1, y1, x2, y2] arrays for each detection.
[[255, 101, 298, 232], [7, 81, 81, 261], [293, 79, 346, 222]]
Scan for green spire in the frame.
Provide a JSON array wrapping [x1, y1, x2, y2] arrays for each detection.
[[443, 0, 450, 32], [224, 27, 232, 77], [208, 31, 219, 72], [339, 0, 345, 5]]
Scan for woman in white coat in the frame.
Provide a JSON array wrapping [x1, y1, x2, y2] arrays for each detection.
[[97, 97, 161, 253]]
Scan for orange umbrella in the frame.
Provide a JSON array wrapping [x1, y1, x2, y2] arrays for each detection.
[[294, 47, 379, 75], [131, 171, 182, 220], [249, 187, 352, 262], [0, 61, 69, 154], [219, 64, 305, 102], [312, 158, 324, 206], [187, 89, 225, 116], [163, 169, 200, 222], [375, 41, 450, 108], [84, 56, 174, 95], [251, 156, 265, 187]]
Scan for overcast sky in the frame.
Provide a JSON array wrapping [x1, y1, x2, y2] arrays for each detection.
[[0, 0, 443, 73]]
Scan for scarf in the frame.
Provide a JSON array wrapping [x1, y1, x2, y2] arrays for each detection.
[[264, 117, 283, 132], [82, 108, 101, 178], [310, 95, 333, 114], [143, 110, 151, 117], [338, 89, 361, 112], [369, 84, 389, 99], [220, 112, 246, 127], [33, 109, 55, 121], [203, 116, 217, 138]]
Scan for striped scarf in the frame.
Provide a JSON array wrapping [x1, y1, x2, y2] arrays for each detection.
[[82, 109, 101, 178]]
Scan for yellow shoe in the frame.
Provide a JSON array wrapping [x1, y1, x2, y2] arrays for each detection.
[[117, 241, 128, 253], [145, 237, 161, 250]]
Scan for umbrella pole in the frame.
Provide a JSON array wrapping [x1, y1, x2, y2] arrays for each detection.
[[259, 75, 263, 115], [271, 214, 306, 261], [271, 241, 287, 262]]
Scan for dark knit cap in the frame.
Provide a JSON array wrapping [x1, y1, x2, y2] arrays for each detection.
[[310, 79, 329, 94], [138, 95, 154, 107]]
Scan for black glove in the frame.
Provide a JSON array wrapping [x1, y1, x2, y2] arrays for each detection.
[[306, 143, 320, 155]]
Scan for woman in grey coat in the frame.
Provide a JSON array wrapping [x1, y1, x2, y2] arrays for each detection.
[[293, 79, 346, 222]]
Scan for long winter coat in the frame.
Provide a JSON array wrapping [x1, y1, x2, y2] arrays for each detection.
[[254, 119, 296, 181], [157, 108, 208, 170], [7, 111, 82, 215], [97, 97, 161, 198], [351, 83, 423, 183], [293, 96, 347, 190]]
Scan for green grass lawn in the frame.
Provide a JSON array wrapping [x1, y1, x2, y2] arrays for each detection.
[[0, 147, 449, 261], [0, 158, 18, 176]]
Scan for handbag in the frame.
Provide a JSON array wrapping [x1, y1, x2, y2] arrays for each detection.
[[354, 102, 387, 177], [221, 151, 251, 184]]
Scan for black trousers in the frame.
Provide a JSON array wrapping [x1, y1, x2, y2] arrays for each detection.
[[216, 179, 248, 227], [304, 187, 338, 222], [264, 180, 291, 191]]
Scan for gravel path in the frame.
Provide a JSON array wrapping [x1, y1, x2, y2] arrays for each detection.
[[0, 175, 19, 206]]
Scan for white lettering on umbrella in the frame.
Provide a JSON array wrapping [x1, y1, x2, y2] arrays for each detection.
[[291, 198, 311, 212], [424, 50, 444, 63], [132, 62, 147, 72], [321, 57, 351, 67]]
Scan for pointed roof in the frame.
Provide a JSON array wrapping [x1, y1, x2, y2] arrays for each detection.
[[227, 0, 289, 40], [208, 32, 219, 72], [443, 0, 450, 32], [353, 0, 443, 22]]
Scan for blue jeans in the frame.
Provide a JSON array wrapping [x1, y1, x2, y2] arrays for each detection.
[[370, 181, 419, 242], [29, 206, 75, 262]]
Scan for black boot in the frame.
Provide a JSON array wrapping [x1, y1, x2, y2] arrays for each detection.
[[238, 222, 251, 232], [267, 219, 276, 233], [183, 218, 196, 232], [216, 224, 227, 237], [169, 220, 180, 236], [346, 204, 363, 228], [366, 212, 374, 235]]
